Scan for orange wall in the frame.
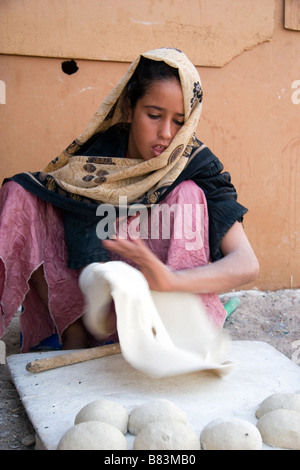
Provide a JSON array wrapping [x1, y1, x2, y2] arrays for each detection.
[[0, 0, 299, 290]]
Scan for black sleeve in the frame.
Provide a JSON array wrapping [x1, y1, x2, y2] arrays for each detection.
[[191, 149, 248, 261], [157, 144, 248, 261]]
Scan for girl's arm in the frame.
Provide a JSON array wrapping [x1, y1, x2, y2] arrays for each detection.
[[171, 221, 259, 293], [102, 221, 259, 293]]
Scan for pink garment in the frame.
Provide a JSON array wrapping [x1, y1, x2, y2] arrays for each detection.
[[0, 181, 85, 352], [0, 180, 226, 352]]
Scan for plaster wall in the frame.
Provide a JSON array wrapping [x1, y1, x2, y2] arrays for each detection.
[[0, 0, 299, 290]]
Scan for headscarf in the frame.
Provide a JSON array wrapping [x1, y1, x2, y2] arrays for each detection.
[[41, 48, 204, 206]]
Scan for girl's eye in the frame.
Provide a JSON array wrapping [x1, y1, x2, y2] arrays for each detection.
[[148, 114, 160, 120], [147, 114, 184, 127]]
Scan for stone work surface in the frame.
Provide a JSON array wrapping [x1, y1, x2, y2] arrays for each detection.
[[0, 289, 299, 450]]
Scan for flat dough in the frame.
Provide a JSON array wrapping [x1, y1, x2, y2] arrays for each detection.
[[57, 421, 128, 450], [256, 409, 300, 450], [134, 421, 200, 450], [79, 261, 233, 377], [256, 393, 300, 418], [128, 399, 187, 435], [200, 418, 262, 450], [74, 400, 129, 434]]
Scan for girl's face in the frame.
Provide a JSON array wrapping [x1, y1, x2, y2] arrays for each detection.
[[127, 78, 184, 161]]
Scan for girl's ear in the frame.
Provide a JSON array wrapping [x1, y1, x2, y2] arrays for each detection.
[[120, 92, 133, 123], [121, 92, 133, 124], [125, 99, 133, 124]]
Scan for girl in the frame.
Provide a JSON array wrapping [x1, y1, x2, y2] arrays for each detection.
[[0, 48, 259, 351]]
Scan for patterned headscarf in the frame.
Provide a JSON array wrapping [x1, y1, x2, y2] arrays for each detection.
[[42, 48, 203, 206]]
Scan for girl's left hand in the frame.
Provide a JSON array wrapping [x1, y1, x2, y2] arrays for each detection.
[[102, 237, 176, 291]]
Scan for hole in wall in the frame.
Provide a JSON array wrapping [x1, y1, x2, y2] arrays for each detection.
[[61, 60, 79, 75]]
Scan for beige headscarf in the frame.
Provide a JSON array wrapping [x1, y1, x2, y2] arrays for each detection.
[[42, 48, 203, 206]]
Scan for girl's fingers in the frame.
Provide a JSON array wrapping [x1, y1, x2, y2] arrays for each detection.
[[102, 237, 152, 261]]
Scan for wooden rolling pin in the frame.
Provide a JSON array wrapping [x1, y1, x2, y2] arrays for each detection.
[[26, 342, 121, 373]]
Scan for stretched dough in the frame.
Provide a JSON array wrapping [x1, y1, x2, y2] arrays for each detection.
[[256, 393, 300, 418], [79, 261, 233, 377], [128, 399, 187, 435], [200, 418, 262, 450], [57, 421, 128, 450], [134, 421, 200, 450], [75, 400, 129, 434]]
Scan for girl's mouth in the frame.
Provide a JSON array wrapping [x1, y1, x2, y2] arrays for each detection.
[[152, 145, 167, 156]]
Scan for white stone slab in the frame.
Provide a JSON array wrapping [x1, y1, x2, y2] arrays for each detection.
[[7, 341, 300, 450]]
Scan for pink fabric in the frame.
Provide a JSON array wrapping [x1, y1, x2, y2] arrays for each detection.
[[0, 180, 226, 352], [0, 181, 84, 352]]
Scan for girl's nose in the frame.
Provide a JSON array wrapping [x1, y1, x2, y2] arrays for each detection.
[[158, 119, 172, 140]]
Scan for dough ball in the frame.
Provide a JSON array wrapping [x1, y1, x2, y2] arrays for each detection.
[[75, 400, 128, 434], [256, 409, 300, 450], [200, 418, 262, 450], [57, 421, 128, 450], [256, 393, 300, 418], [134, 421, 200, 450], [128, 399, 187, 435]]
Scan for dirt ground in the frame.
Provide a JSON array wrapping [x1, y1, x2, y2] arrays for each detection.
[[0, 288, 299, 450]]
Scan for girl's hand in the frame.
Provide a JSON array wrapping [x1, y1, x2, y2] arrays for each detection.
[[102, 237, 176, 292]]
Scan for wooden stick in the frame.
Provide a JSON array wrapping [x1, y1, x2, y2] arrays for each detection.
[[26, 343, 121, 373]]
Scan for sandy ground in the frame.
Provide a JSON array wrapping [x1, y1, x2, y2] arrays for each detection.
[[0, 288, 299, 450]]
